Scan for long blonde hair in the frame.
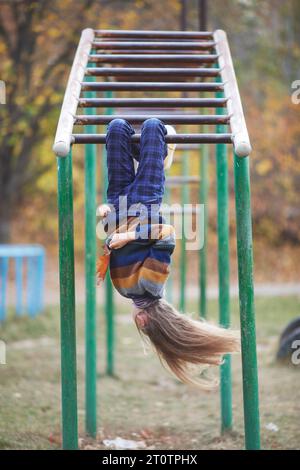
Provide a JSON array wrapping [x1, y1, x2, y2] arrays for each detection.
[[134, 299, 240, 388]]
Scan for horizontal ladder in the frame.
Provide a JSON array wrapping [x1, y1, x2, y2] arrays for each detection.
[[53, 28, 251, 158]]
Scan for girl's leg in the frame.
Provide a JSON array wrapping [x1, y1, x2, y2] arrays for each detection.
[[105, 118, 140, 207], [128, 118, 167, 210]]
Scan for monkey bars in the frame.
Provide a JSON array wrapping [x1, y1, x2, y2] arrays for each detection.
[[53, 28, 260, 451], [53, 28, 250, 158]]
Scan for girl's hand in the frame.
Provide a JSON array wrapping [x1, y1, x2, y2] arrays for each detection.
[[96, 204, 111, 218], [109, 231, 135, 249]]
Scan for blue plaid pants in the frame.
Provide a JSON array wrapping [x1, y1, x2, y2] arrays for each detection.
[[105, 118, 168, 217]]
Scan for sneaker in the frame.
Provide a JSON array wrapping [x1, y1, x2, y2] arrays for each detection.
[[164, 124, 177, 170]]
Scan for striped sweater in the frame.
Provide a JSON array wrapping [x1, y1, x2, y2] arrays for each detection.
[[105, 217, 176, 301]]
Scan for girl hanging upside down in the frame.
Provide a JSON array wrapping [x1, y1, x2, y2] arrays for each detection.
[[97, 117, 240, 387]]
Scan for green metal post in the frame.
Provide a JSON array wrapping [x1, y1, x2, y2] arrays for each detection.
[[199, 143, 208, 318], [84, 73, 97, 437], [105, 274, 114, 375], [216, 85, 232, 432], [57, 150, 78, 450], [103, 90, 115, 376], [234, 153, 260, 450], [164, 184, 174, 304], [179, 150, 189, 312]]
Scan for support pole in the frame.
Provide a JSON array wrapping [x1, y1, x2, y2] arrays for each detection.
[[0, 257, 8, 321], [234, 153, 260, 450], [27, 256, 38, 317], [164, 185, 174, 304], [103, 90, 115, 376], [37, 249, 45, 313], [216, 99, 232, 431], [105, 273, 115, 376], [84, 75, 97, 437], [15, 257, 23, 316], [179, 147, 189, 313], [199, 143, 208, 318], [57, 150, 78, 450], [198, 0, 208, 319]]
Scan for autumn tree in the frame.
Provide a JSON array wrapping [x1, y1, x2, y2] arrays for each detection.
[[1, 0, 300, 248], [0, 0, 103, 242]]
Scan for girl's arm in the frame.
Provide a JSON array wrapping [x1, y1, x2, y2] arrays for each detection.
[[108, 224, 175, 250], [108, 231, 136, 249]]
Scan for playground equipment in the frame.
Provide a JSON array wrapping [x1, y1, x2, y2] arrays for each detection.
[[0, 244, 45, 321], [53, 28, 260, 450]]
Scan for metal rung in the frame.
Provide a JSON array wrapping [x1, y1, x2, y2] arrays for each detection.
[[75, 114, 230, 125], [72, 133, 232, 144], [86, 67, 220, 77], [97, 39, 210, 43], [166, 176, 200, 185], [92, 41, 216, 50], [110, 108, 206, 115], [90, 50, 214, 55], [89, 54, 218, 64], [94, 30, 214, 39], [96, 38, 211, 43], [78, 98, 227, 108], [81, 82, 223, 92]]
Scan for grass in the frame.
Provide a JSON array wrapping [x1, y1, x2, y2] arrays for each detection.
[[0, 295, 300, 450]]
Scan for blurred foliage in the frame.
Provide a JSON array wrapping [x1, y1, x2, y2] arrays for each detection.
[[0, 0, 102, 242], [0, 0, 300, 249]]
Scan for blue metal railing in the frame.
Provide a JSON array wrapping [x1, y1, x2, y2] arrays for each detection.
[[0, 244, 45, 321]]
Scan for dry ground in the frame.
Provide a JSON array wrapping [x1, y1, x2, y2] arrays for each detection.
[[0, 296, 300, 450]]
